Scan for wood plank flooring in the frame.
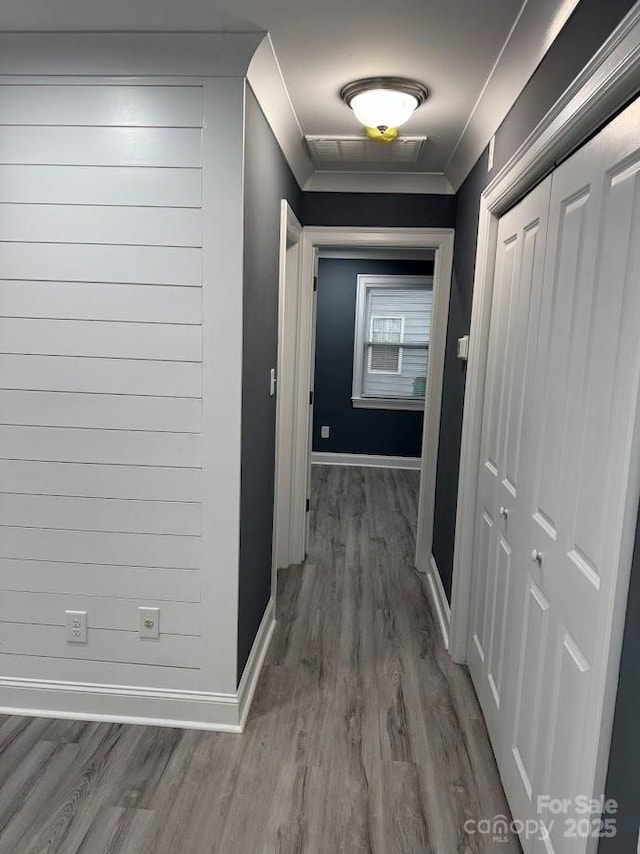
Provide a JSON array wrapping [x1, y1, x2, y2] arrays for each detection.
[[0, 465, 521, 853]]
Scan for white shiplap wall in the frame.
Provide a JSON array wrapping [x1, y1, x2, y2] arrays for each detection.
[[0, 84, 206, 691]]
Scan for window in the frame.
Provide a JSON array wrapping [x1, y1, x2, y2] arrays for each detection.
[[352, 274, 432, 410]]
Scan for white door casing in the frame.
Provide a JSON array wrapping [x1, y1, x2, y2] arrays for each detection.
[[273, 201, 302, 584], [286, 227, 454, 569], [306, 249, 319, 550]]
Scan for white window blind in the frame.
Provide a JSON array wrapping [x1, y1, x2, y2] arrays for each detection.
[[368, 316, 404, 373], [353, 275, 433, 409]]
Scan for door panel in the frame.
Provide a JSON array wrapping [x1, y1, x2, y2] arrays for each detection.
[[485, 237, 517, 475], [511, 579, 549, 802], [504, 156, 602, 853], [471, 507, 493, 663], [487, 535, 512, 706], [539, 632, 591, 854], [531, 188, 592, 545], [499, 97, 640, 854], [503, 222, 544, 495], [468, 176, 552, 744], [571, 152, 640, 577]]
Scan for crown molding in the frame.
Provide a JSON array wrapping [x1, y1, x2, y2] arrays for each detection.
[[446, 0, 582, 190], [483, 0, 640, 216], [0, 32, 263, 77], [246, 34, 315, 188], [303, 170, 454, 194]]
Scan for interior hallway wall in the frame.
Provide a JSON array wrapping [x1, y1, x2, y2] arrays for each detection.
[[301, 191, 456, 228], [238, 85, 302, 683]]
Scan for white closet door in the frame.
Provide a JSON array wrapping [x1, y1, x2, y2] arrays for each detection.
[[502, 97, 640, 854], [467, 176, 551, 749]]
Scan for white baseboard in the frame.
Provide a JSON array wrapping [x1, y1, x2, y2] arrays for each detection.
[[311, 452, 421, 470], [425, 555, 451, 650], [237, 596, 276, 730], [0, 597, 276, 733], [0, 680, 242, 732]]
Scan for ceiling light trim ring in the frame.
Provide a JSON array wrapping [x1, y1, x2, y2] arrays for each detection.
[[340, 77, 429, 109]]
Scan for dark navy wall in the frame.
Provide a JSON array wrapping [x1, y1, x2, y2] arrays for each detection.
[[313, 258, 433, 458], [301, 192, 456, 228], [238, 86, 302, 684], [431, 151, 488, 594]]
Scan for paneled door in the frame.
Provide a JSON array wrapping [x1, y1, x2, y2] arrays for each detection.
[[500, 96, 640, 854], [467, 176, 551, 749]]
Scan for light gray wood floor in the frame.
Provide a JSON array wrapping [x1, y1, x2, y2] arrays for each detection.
[[0, 465, 521, 853]]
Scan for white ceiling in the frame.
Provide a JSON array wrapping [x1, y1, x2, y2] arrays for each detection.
[[0, 0, 581, 190], [248, 0, 525, 174]]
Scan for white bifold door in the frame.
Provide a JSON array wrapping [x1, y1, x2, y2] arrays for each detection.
[[468, 95, 640, 854]]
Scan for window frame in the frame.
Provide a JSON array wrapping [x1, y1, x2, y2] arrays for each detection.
[[352, 274, 433, 411]]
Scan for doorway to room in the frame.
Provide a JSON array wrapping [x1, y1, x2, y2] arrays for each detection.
[[272, 218, 454, 617], [311, 250, 434, 469]]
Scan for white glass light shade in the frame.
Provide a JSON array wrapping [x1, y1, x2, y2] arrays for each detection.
[[350, 88, 418, 129]]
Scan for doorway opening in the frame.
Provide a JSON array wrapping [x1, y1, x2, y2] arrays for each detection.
[[272, 215, 454, 607], [312, 249, 434, 467]]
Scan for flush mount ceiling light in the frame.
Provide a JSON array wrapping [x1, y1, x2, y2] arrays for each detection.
[[340, 77, 428, 142]]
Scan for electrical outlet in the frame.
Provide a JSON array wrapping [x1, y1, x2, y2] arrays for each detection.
[[65, 610, 87, 644], [139, 607, 160, 639], [321, 425, 330, 439]]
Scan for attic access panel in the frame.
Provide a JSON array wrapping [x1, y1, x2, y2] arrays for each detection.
[[305, 134, 427, 165]]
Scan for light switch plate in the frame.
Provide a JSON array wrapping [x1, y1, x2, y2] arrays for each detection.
[[269, 368, 276, 397], [139, 607, 160, 639], [457, 335, 470, 361], [488, 134, 495, 172]]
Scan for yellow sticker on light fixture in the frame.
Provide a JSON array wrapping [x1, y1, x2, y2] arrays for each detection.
[[365, 126, 399, 143]]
